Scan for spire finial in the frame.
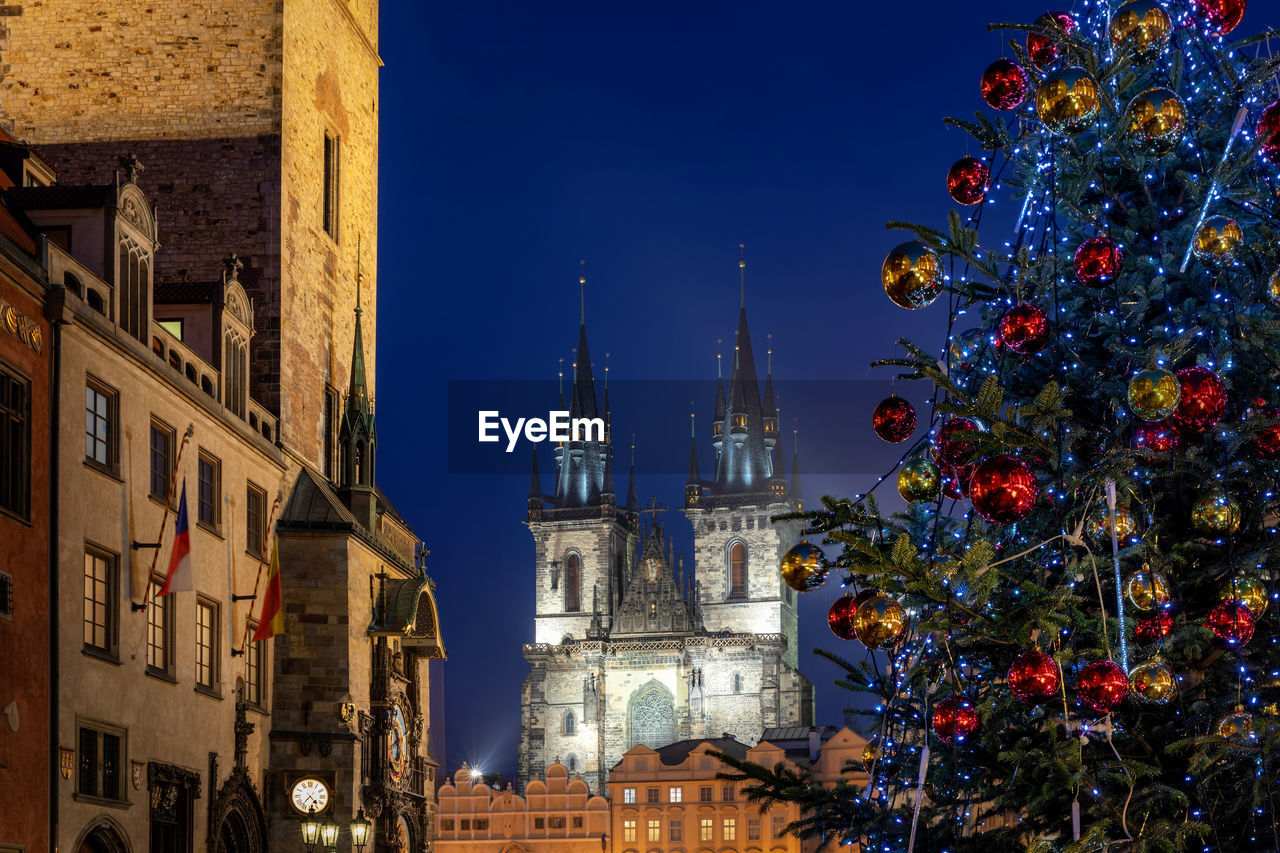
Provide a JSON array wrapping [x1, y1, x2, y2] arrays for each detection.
[[738, 243, 746, 309], [767, 333, 773, 375], [716, 339, 723, 379], [558, 358, 564, 396], [793, 418, 799, 453], [631, 434, 636, 467], [579, 260, 586, 325], [355, 236, 363, 316], [604, 352, 610, 390], [690, 402, 696, 437]]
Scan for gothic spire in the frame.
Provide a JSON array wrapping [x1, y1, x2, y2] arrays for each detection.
[[552, 268, 610, 508], [338, 246, 377, 530]]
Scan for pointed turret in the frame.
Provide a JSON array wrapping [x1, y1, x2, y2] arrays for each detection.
[[762, 334, 779, 449], [710, 272, 773, 494], [685, 411, 702, 509], [338, 257, 377, 531], [551, 276, 611, 508]]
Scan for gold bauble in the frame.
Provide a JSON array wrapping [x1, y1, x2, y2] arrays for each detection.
[[882, 242, 944, 310], [860, 737, 881, 772], [1128, 658, 1177, 705], [1223, 573, 1269, 617], [1109, 0, 1172, 62], [1216, 706, 1255, 743], [1191, 490, 1241, 538], [897, 458, 941, 503], [1265, 268, 1280, 309], [1125, 569, 1170, 612], [1192, 215, 1243, 266], [1122, 88, 1186, 155], [1036, 67, 1101, 136], [780, 541, 828, 592], [1127, 368, 1180, 421], [1086, 505, 1139, 547], [853, 594, 907, 650]]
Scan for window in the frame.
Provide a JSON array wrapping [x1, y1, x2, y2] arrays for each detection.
[[146, 578, 172, 676], [564, 711, 575, 735], [622, 820, 636, 843], [699, 785, 713, 802], [157, 318, 183, 339], [646, 787, 660, 804], [196, 599, 219, 693], [550, 817, 564, 829], [474, 819, 488, 831], [77, 723, 124, 801], [323, 132, 340, 239], [118, 235, 151, 342], [647, 819, 661, 842], [441, 820, 454, 832], [83, 549, 116, 656], [0, 365, 29, 518], [669, 819, 682, 842], [245, 483, 266, 559], [245, 624, 264, 706], [669, 786, 682, 803], [723, 818, 737, 841], [85, 380, 116, 469], [748, 817, 761, 840], [197, 452, 220, 530], [772, 815, 786, 838], [323, 385, 339, 482], [224, 332, 248, 419], [623, 787, 636, 804], [723, 784, 736, 802], [700, 818, 713, 841], [566, 754, 577, 772], [149, 419, 175, 502], [533, 818, 544, 829], [565, 552, 581, 612], [733, 672, 742, 693], [729, 540, 747, 597], [460, 819, 470, 831], [572, 816, 583, 829]]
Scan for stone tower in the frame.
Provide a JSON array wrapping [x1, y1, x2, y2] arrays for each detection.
[[0, 0, 381, 472]]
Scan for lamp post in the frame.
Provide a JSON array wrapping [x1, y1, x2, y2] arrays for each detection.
[[351, 808, 372, 852], [300, 806, 321, 853]]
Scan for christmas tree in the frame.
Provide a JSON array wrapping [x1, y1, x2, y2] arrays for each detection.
[[717, 2, 1280, 850]]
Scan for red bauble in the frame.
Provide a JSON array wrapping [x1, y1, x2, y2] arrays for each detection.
[[1027, 11, 1077, 69], [1206, 600, 1256, 647], [1074, 237, 1124, 286], [1250, 402, 1280, 458], [872, 396, 917, 443], [931, 696, 981, 744], [980, 58, 1030, 110], [933, 418, 981, 467], [1191, 0, 1246, 34], [1258, 101, 1280, 166], [1171, 366, 1227, 434], [1131, 421, 1180, 453], [1134, 610, 1174, 644], [941, 463, 975, 500], [828, 596, 858, 640], [1077, 660, 1128, 714], [969, 455, 1038, 524], [998, 303, 1050, 354], [947, 157, 990, 205], [1009, 650, 1062, 703]]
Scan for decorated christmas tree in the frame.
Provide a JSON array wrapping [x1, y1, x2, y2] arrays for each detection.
[[718, 1, 1280, 850]]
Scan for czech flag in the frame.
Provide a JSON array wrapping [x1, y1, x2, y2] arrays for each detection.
[[159, 480, 194, 595], [253, 536, 283, 641]]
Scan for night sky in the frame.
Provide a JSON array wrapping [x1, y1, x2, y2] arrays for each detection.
[[376, 0, 1049, 782]]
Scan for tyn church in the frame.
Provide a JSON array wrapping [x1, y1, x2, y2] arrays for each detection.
[[519, 284, 814, 792]]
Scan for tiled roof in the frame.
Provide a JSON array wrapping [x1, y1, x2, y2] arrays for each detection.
[[0, 201, 37, 256], [655, 736, 748, 766], [7, 184, 114, 210]]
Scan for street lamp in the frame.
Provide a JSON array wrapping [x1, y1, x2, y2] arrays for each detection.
[[351, 808, 372, 852], [321, 817, 340, 850], [300, 806, 321, 853]]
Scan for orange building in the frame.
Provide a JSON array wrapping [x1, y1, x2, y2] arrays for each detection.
[[436, 761, 609, 853]]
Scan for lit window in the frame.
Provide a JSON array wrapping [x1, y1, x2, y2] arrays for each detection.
[[647, 819, 661, 841], [622, 820, 636, 843], [700, 818, 713, 841], [83, 549, 116, 656], [669, 786, 682, 803], [196, 599, 219, 692], [623, 787, 635, 804], [723, 818, 736, 841]]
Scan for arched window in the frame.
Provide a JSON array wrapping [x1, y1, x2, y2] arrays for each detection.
[[564, 711, 575, 736], [565, 553, 581, 612], [117, 235, 150, 343], [729, 541, 747, 598], [566, 754, 578, 772], [732, 673, 742, 693], [224, 334, 248, 418]]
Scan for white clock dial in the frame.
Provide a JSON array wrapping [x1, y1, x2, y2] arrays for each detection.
[[290, 777, 330, 814]]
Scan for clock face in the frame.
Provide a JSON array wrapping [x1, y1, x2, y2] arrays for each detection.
[[387, 704, 409, 785], [290, 777, 329, 814]]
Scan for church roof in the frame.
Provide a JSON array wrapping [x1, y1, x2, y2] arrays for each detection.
[[654, 736, 749, 766], [278, 466, 415, 568]]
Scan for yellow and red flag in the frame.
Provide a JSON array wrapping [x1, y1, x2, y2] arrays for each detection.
[[252, 536, 283, 641]]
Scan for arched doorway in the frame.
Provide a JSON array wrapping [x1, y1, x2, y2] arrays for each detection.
[[74, 816, 131, 853], [209, 768, 268, 853]]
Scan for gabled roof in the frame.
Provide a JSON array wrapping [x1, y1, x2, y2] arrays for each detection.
[[654, 736, 748, 766], [278, 466, 361, 529]]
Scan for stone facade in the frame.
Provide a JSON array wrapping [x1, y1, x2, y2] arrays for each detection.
[[1, 0, 381, 471], [435, 762, 609, 853]]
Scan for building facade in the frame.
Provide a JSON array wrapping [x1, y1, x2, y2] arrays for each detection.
[[436, 761, 609, 853], [0, 131, 56, 853], [519, 293, 813, 794]]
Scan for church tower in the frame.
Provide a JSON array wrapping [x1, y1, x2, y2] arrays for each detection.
[[521, 309, 639, 789]]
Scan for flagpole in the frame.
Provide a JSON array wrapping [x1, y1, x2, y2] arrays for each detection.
[[132, 424, 194, 613], [235, 491, 282, 655]]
